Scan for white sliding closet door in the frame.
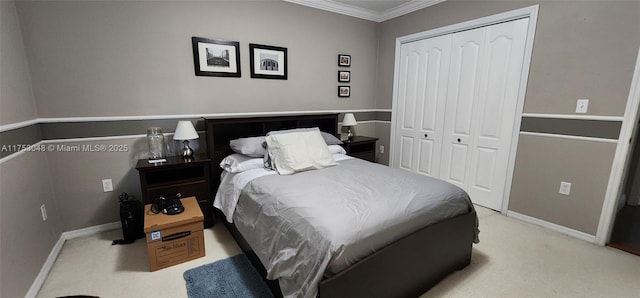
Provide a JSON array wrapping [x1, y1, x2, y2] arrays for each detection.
[[393, 17, 530, 211], [439, 25, 486, 189], [465, 18, 529, 210], [393, 34, 452, 177]]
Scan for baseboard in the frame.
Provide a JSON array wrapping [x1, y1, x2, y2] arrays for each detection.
[[25, 221, 120, 298], [507, 211, 597, 243], [61, 221, 121, 240], [24, 235, 66, 298]]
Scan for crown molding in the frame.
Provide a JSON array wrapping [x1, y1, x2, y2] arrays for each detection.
[[284, 0, 446, 22], [381, 0, 446, 22]]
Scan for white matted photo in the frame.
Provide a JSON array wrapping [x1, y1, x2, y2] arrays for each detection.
[[338, 86, 350, 97], [249, 43, 288, 80], [338, 71, 350, 82], [192, 37, 241, 77]]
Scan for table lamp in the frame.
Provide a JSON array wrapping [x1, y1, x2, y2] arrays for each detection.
[[343, 113, 358, 140], [173, 121, 199, 159]]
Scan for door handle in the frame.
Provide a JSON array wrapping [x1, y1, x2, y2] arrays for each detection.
[[457, 138, 461, 143], [424, 134, 428, 138]]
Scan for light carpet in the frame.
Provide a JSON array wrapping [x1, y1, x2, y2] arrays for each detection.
[[36, 206, 640, 297]]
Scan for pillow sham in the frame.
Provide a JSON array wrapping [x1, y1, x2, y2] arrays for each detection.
[[267, 127, 343, 145], [265, 129, 337, 175], [220, 153, 265, 173], [263, 144, 345, 169], [229, 136, 266, 157]]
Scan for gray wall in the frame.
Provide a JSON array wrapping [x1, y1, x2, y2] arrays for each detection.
[[2, 1, 381, 296], [10, 0, 379, 232], [16, 0, 378, 118], [376, 0, 640, 234], [0, 2, 62, 298], [0, 0, 37, 125]]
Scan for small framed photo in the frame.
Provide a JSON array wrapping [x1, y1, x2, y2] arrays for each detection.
[[338, 86, 350, 97], [250, 43, 288, 80], [338, 71, 350, 82], [191, 37, 241, 77], [338, 54, 351, 67]]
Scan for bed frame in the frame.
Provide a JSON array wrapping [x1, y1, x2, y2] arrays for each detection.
[[205, 113, 476, 298]]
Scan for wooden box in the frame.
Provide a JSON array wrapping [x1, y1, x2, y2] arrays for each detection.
[[143, 197, 205, 271]]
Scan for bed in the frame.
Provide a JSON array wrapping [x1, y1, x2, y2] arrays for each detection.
[[205, 113, 478, 298]]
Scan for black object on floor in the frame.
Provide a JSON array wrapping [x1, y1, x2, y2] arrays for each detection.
[[112, 192, 145, 245]]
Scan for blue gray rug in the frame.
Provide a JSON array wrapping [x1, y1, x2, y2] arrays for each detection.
[[183, 254, 274, 298]]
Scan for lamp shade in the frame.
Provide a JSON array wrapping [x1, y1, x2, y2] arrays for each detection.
[[173, 121, 199, 140], [342, 113, 358, 126]]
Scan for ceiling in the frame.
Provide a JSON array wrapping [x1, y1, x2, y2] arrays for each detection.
[[284, 0, 446, 22]]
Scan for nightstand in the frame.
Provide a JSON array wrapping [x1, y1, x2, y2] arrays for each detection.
[[341, 136, 378, 162], [136, 154, 213, 228]]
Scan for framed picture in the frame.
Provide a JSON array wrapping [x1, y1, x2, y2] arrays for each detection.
[[192, 37, 241, 77], [338, 71, 350, 82], [338, 86, 350, 97], [338, 54, 351, 67], [249, 43, 287, 80]]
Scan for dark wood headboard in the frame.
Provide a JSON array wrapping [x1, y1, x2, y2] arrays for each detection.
[[204, 113, 339, 190]]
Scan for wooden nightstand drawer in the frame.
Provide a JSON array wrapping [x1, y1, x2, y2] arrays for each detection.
[[341, 136, 378, 163]]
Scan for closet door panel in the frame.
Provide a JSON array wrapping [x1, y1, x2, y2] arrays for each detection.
[[394, 45, 421, 171], [399, 136, 414, 170], [467, 18, 529, 210], [394, 34, 451, 176], [417, 35, 451, 176], [440, 26, 485, 187], [417, 139, 434, 175]]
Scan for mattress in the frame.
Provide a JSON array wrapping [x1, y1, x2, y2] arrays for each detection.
[[215, 155, 478, 297]]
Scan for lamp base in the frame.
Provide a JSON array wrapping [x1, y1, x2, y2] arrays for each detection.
[[180, 140, 194, 159], [347, 127, 354, 140]]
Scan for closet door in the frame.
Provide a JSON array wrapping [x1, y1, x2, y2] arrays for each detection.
[[392, 17, 531, 211], [393, 35, 451, 176], [465, 18, 529, 210], [439, 26, 486, 189], [439, 18, 529, 210]]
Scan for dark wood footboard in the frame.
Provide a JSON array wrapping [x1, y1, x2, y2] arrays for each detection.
[[222, 210, 476, 298], [318, 210, 476, 298]]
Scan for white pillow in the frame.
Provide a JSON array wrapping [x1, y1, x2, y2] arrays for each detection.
[[220, 154, 264, 173], [265, 129, 337, 175], [327, 144, 346, 155]]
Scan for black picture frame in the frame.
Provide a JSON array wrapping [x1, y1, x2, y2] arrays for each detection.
[[192, 37, 241, 77], [338, 70, 350, 82], [249, 43, 288, 80], [338, 86, 350, 97], [338, 54, 351, 67]]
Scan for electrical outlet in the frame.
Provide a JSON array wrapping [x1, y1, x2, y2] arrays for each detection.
[[102, 179, 113, 192], [40, 204, 48, 221], [379, 145, 385, 154], [576, 99, 589, 113], [559, 181, 571, 196]]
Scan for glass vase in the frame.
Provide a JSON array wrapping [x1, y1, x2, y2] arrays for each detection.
[[147, 127, 165, 160]]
